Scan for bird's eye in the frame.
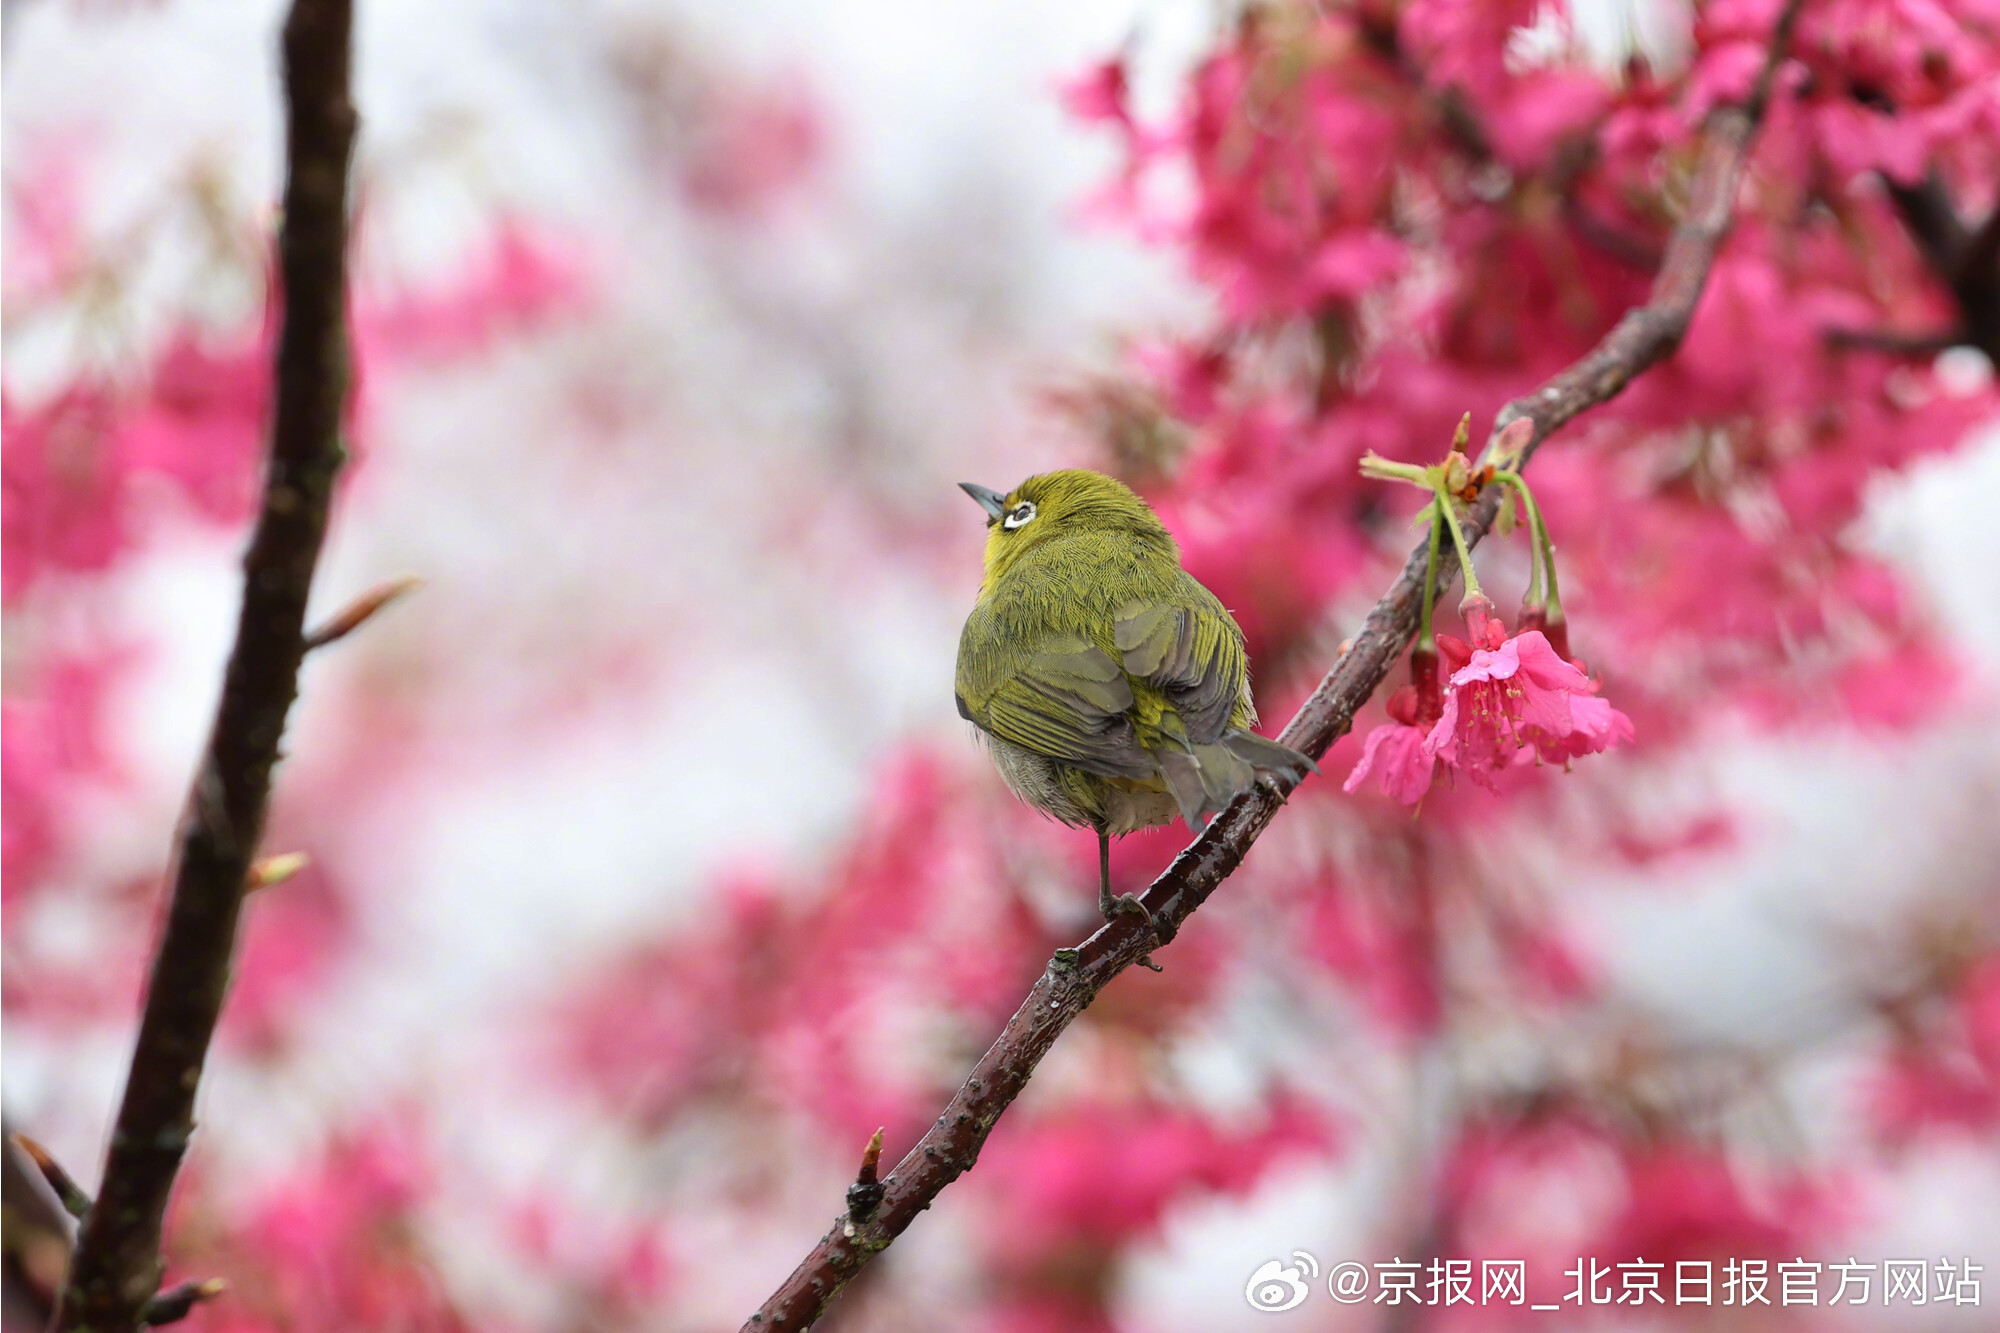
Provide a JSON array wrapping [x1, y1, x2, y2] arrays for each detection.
[[1003, 501, 1037, 530]]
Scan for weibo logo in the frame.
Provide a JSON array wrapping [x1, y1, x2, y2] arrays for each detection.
[[1245, 1251, 1318, 1312]]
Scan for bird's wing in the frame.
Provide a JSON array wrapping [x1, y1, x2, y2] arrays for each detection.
[[1112, 575, 1249, 745], [957, 614, 1157, 781]]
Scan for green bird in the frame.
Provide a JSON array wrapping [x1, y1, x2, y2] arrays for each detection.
[[955, 469, 1317, 945]]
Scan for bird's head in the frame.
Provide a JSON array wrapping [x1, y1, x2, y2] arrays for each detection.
[[959, 469, 1174, 596]]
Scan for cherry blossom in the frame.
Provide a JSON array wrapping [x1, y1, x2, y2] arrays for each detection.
[[1427, 624, 1632, 785]]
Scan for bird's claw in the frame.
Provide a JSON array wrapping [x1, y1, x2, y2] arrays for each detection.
[[1103, 893, 1166, 972], [1103, 891, 1153, 925]]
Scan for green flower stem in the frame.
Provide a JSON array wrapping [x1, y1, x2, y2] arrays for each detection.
[[1501, 469, 1563, 622], [1418, 497, 1444, 652], [1358, 453, 1433, 488], [1493, 469, 1547, 610], [1542, 535, 1565, 624], [1431, 484, 1483, 601]]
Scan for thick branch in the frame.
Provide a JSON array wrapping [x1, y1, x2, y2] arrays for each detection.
[[51, 3, 357, 1330], [1955, 201, 2000, 361], [742, 5, 1800, 1328]]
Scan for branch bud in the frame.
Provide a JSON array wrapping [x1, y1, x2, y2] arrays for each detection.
[[247, 852, 310, 893], [11, 1133, 93, 1221], [304, 575, 423, 651], [846, 1127, 887, 1221], [142, 1278, 228, 1327]]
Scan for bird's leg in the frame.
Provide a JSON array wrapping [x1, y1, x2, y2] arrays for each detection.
[[1097, 829, 1163, 972], [1094, 828, 1121, 918]]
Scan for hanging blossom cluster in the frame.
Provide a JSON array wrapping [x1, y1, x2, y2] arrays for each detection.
[[1346, 417, 1634, 804]]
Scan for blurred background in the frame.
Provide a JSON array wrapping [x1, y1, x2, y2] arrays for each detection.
[[4, 0, 1997, 1330]]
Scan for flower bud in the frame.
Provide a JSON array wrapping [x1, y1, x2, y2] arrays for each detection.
[[1541, 607, 1570, 660], [1411, 642, 1442, 727], [1459, 592, 1504, 649]]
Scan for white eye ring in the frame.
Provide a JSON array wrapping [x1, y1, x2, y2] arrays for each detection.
[[1003, 501, 1037, 530]]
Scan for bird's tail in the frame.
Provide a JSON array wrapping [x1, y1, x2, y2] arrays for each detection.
[[1154, 730, 1319, 830]]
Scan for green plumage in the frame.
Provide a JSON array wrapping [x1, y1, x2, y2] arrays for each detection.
[[954, 470, 1315, 840]]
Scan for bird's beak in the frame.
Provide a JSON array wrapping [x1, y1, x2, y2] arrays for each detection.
[[959, 482, 1009, 521]]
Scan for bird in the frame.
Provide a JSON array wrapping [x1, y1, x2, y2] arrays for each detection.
[[954, 469, 1317, 957]]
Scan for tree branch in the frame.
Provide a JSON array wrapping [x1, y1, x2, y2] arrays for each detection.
[[1823, 325, 1962, 357], [740, 3, 1802, 1327], [1881, 167, 2000, 361], [1886, 168, 1968, 276], [51, 3, 358, 1330]]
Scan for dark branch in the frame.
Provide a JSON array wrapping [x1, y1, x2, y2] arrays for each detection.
[[740, 3, 1803, 1329], [1965, 201, 2000, 286], [1562, 193, 1667, 272], [1955, 201, 2000, 361], [1823, 325, 1962, 357], [1887, 168, 1969, 275], [51, 3, 358, 1330], [1882, 167, 2000, 361]]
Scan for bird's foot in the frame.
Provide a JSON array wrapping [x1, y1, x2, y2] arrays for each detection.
[[1102, 892, 1165, 972]]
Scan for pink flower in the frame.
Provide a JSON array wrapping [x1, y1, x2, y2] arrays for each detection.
[[1426, 628, 1631, 784], [119, 330, 271, 525], [1305, 231, 1408, 303], [1345, 680, 1440, 805], [2, 385, 128, 602], [1345, 717, 1434, 804], [1, 649, 131, 908], [1536, 692, 1636, 763], [1875, 956, 2000, 1134], [1058, 58, 1133, 131], [979, 1098, 1331, 1258], [1304, 875, 1442, 1034], [679, 80, 823, 219], [365, 218, 587, 361]]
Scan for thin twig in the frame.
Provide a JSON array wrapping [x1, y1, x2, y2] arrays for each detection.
[[51, 3, 358, 1330], [740, 1, 1802, 1326], [303, 574, 421, 650], [8, 1135, 91, 1222], [138, 1279, 227, 1329], [1823, 326, 1962, 356], [2, 1123, 69, 1329]]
